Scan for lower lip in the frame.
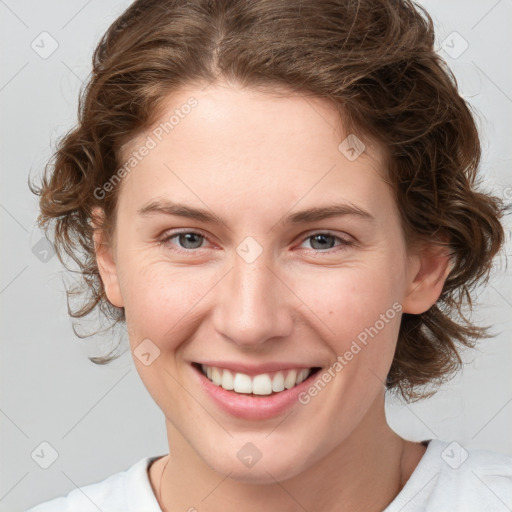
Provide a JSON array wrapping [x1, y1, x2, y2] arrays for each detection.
[[192, 364, 320, 421]]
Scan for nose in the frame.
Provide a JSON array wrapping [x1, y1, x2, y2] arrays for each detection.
[[212, 251, 294, 348]]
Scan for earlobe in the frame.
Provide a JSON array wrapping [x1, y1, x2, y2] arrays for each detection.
[[91, 207, 124, 308], [402, 243, 452, 315]]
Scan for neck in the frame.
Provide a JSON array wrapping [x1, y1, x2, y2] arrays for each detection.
[[156, 395, 413, 512]]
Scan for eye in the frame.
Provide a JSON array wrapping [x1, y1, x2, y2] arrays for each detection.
[[159, 230, 353, 254], [299, 232, 353, 252], [161, 231, 209, 251]]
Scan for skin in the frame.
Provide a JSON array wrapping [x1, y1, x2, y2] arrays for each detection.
[[94, 82, 450, 511]]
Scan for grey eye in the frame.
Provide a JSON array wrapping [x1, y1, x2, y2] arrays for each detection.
[[176, 232, 204, 249], [307, 234, 337, 250]]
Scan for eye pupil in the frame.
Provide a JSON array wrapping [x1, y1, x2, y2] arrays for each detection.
[[179, 233, 203, 249], [310, 234, 335, 250]]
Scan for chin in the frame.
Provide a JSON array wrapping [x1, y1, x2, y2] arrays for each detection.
[[210, 459, 307, 485], [198, 437, 322, 485]]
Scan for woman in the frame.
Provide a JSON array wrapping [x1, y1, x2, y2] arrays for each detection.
[[27, 0, 511, 510]]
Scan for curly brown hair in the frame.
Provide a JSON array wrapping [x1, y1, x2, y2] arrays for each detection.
[[30, 0, 505, 401]]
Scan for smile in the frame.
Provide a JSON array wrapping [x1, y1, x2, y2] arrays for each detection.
[[196, 363, 321, 395], [191, 361, 323, 420]]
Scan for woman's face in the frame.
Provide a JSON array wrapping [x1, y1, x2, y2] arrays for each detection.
[[96, 82, 442, 482]]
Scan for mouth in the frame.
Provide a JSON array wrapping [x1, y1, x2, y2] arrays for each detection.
[[192, 362, 322, 396]]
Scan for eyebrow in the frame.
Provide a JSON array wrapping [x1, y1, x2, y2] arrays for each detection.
[[137, 200, 374, 226]]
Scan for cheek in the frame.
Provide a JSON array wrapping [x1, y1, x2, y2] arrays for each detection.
[[293, 261, 404, 360], [117, 260, 219, 411], [118, 258, 216, 344]]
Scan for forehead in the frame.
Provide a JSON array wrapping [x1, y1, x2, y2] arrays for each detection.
[[116, 83, 392, 222]]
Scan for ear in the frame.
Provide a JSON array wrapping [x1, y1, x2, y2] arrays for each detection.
[[91, 207, 124, 308], [402, 242, 452, 315]]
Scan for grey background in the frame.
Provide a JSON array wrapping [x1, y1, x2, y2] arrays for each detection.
[[1, 0, 511, 510]]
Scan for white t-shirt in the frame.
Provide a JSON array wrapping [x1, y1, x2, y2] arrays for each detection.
[[26, 439, 512, 511]]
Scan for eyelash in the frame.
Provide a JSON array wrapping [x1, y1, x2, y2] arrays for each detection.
[[159, 230, 354, 254]]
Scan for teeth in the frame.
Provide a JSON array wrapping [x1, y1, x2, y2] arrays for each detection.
[[296, 369, 309, 384], [200, 365, 314, 394], [272, 371, 285, 392], [284, 369, 297, 389], [233, 372, 253, 393], [252, 374, 272, 395], [211, 367, 222, 386], [221, 368, 234, 390]]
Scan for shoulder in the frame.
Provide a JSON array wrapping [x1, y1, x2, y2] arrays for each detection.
[[25, 456, 164, 512], [433, 438, 512, 479], [387, 439, 512, 512], [433, 440, 512, 506]]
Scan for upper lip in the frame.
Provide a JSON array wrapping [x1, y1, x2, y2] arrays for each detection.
[[193, 361, 321, 376]]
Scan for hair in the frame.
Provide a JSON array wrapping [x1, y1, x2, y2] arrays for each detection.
[[31, 0, 506, 401]]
